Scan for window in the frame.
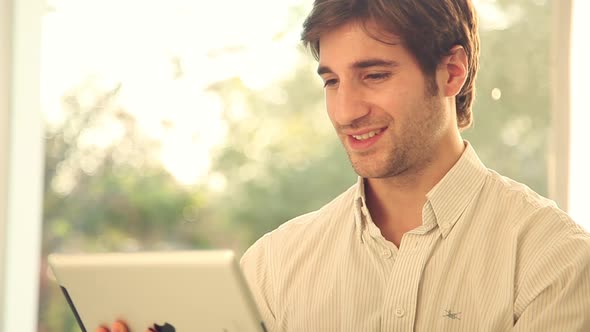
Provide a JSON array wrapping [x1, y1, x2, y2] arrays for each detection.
[[0, 0, 579, 330]]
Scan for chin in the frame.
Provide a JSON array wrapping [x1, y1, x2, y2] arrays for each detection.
[[351, 164, 390, 179], [350, 158, 408, 179]]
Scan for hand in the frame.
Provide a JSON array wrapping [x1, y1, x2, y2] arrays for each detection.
[[95, 320, 155, 332], [95, 320, 128, 332]]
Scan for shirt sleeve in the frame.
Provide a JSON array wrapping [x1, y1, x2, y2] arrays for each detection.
[[513, 229, 590, 331], [240, 234, 278, 332]]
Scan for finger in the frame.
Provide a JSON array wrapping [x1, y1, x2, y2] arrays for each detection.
[[111, 320, 129, 332], [96, 327, 109, 332]]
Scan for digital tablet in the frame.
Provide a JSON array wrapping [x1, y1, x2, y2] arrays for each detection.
[[48, 250, 267, 332]]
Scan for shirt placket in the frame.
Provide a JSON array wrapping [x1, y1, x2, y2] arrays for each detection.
[[380, 229, 438, 332]]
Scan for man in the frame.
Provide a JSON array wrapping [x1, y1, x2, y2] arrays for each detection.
[[239, 0, 590, 331], [99, 0, 590, 331]]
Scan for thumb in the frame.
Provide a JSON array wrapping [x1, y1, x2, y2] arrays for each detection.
[[111, 320, 129, 332]]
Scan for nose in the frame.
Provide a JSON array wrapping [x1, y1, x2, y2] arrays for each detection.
[[328, 81, 370, 126]]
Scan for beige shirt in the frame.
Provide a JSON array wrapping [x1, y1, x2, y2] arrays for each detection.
[[241, 143, 590, 331]]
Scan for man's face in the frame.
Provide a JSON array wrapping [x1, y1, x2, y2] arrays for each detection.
[[318, 21, 451, 179]]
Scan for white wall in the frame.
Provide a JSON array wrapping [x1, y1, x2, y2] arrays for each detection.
[[0, 0, 14, 324], [0, 0, 44, 331]]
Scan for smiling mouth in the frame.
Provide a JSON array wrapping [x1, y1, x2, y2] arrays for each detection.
[[351, 128, 384, 141]]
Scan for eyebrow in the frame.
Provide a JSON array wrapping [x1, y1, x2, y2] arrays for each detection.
[[317, 58, 400, 76]]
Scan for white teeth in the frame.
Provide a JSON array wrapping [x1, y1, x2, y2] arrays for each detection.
[[352, 129, 382, 141]]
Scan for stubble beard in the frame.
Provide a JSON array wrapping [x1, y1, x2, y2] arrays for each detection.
[[344, 94, 446, 180], [346, 142, 411, 179]]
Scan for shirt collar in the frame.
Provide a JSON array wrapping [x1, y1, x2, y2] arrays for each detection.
[[426, 141, 488, 238], [353, 141, 488, 241]]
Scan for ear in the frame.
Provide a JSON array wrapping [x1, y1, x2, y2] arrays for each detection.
[[438, 45, 468, 97]]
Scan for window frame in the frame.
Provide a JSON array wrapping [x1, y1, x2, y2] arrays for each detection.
[[548, 0, 572, 211], [0, 0, 44, 330]]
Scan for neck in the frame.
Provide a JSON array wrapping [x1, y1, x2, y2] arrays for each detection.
[[364, 134, 465, 245]]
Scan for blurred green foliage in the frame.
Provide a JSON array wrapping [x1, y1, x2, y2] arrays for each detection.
[[38, 0, 552, 330], [466, 0, 551, 195]]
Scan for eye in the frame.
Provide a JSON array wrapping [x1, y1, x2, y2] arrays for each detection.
[[364, 72, 391, 81], [323, 78, 339, 88]]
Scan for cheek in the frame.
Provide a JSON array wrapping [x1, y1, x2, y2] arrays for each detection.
[[324, 95, 339, 125], [325, 103, 336, 124], [384, 82, 426, 109], [376, 90, 424, 132], [369, 89, 406, 117]]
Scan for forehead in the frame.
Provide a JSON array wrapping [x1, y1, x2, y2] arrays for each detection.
[[318, 21, 405, 67]]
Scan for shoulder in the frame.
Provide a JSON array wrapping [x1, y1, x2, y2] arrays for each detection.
[[241, 182, 358, 266], [470, 169, 590, 323], [483, 169, 583, 234], [252, 182, 357, 248], [476, 169, 589, 280], [481, 171, 590, 315], [239, 182, 359, 323]]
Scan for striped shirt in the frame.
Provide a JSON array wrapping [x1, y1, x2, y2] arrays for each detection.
[[240, 142, 590, 331]]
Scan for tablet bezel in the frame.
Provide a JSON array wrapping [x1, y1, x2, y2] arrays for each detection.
[[48, 250, 266, 332]]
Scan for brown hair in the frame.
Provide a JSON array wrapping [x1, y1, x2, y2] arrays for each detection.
[[301, 0, 480, 129]]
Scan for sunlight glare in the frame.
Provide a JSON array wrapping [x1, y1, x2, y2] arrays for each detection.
[[42, 0, 303, 186]]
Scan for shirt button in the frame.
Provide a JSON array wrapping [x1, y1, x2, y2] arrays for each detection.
[[395, 308, 405, 317], [381, 249, 392, 259]]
